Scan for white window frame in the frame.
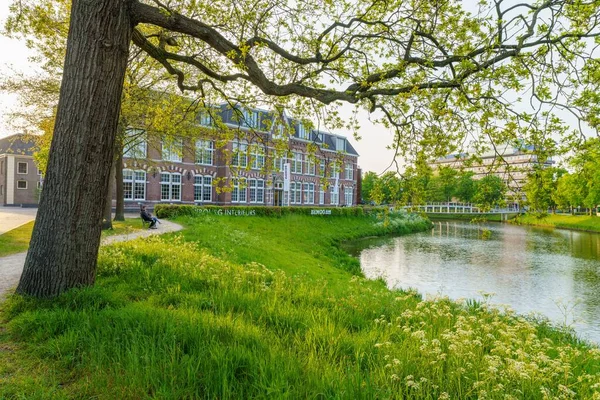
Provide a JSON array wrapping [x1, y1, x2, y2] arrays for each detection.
[[232, 178, 247, 203], [17, 180, 27, 189], [232, 140, 248, 168], [195, 140, 214, 165], [345, 163, 354, 180], [319, 188, 325, 205], [329, 162, 338, 179], [160, 172, 181, 201], [306, 156, 316, 176], [303, 182, 314, 205], [319, 159, 325, 177], [194, 175, 213, 203], [344, 186, 353, 206], [17, 162, 28, 175], [199, 112, 213, 126], [250, 144, 265, 170], [124, 129, 147, 159], [242, 109, 260, 129], [298, 123, 310, 140], [162, 139, 183, 162], [249, 179, 265, 204], [291, 152, 303, 174], [336, 137, 345, 152], [123, 169, 146, 201], [330, 185, 339, 206]]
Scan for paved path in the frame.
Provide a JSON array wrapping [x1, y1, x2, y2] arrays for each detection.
[[0, 207, 38, 235], [0, 219, 183, 298]]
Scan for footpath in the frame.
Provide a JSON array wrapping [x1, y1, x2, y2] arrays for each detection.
[[0, 219, 183, 298]]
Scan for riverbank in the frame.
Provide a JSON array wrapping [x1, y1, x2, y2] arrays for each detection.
[[512, 213, 600, 233], [427, 212, 507, 222], [2, 212, 600, 398]]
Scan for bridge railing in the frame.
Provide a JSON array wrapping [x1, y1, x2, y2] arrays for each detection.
[[400, 203, 521, 214]]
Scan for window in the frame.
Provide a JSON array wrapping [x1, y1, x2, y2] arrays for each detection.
[[37, 181, 43, 189], [0, 185, 3, 195], [250, 144, 265, 170], [303, 182, 314, 204], [297, 123, 310, 140], [37, 168, 43, 176], [249, 179, 265, 203], [273, 123, 285, 139], [232, 140, 248, 167], [162, 139, 183, 162], [330, 184, 339, 205], [194, 175, 212, 202], [291, 152, 303, 174], [345, 163, 354, 180], [123, 169, 147, 201], [306, 156, 316, 176], [232, 178, 247, 203], [319, 159, 325, 177], [319, 188, 325, 205], [241, 109, 260, 129], [344, 187, 353, 206], [160, 172, 181, 201], [199, 112, 213, 126], [195, 140, 214, 165], [17, 181, 27, 189], [273, 156, 286, 172], [124, 129, 147, 158], [336, 137, 345, 152], [329, 162, 338, 178], [17, 162, 27, 174], [290, 182, 302, 205]]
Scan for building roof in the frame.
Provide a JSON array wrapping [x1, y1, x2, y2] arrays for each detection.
[[213, 104, 359, 156], [0, 134, 38, 156]]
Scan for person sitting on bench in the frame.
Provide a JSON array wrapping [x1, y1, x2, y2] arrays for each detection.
[[140, 205, 160, 229]]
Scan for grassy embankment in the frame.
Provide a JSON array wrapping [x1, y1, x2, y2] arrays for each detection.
[[513, 213, 600, 233], [0, 219, 144, 257], [1, 211, 600, 399]]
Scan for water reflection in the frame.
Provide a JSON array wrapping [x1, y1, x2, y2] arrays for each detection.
[[346, 220, 600, 343]]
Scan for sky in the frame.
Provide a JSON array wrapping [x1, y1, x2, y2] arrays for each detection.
[[0, 3, 398, 175]]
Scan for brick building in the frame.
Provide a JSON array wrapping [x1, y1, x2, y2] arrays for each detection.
[[0, 134, 42, 206], [119, 105, 361, 208]]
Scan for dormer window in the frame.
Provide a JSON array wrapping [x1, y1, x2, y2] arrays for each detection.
[[336, 138, 345, 152], [199, 112, 213, 126], [241, 109, 260, 129], [298, 123, 310, 140]]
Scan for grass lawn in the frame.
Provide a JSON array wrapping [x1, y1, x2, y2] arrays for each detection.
[[514, 213, 600, 233], [0, 219, 143, 257], [1, 212, 600, 399]]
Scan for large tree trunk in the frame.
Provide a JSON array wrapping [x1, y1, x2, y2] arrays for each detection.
[[114, 144, 125, 221], [102, 161, 116, 230], [17, 0, 132, 297]]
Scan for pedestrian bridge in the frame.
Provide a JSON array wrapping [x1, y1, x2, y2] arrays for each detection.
[[401, 203, 522, 221]]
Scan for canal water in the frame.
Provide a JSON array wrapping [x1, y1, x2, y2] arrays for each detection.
[[344, 220, 600, 344]]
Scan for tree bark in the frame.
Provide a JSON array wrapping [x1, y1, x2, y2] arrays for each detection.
[[102, 160, 116, 230], [17, 0, 132, 297]]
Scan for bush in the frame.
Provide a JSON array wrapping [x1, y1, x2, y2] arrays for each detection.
[[155, 204, 373, 219]]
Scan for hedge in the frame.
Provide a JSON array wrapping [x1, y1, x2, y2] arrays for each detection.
[[154, 204, 389, 219]]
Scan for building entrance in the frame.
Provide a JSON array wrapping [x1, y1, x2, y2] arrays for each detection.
[[274, 189, 283, 206]]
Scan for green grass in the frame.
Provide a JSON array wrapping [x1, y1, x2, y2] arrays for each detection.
[[0, 219, 143, 257], [0, 222, 34, 257], [1, 212, 600, 399], [513, 213, 600, 233]]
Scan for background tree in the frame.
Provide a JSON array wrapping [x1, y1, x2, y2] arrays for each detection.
[[360, 171, 377, 204], [522, 166, 565, 215], [426, 166, 457, 202], [454, 171, 477, 203], [473, 175, 507, 211], [8, 0, 600, 297]]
